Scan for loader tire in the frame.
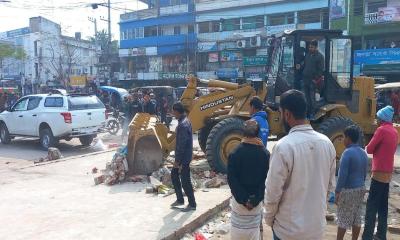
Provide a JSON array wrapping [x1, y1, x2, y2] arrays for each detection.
[[317, 117, 364, 172], [198, 123, 215, 153], [206, 118, 244, 173]]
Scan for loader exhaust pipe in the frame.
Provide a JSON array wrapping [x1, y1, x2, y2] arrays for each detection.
[[199, 78, 239, 90]]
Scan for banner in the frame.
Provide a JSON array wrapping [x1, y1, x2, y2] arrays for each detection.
[[377, 6, 400, 23], [220, 51, 242, 62], [216, 68, 239, 79], [243, 56, 268, 66], [329, 0, 346, 20], [198, 42, 217, 52], [266, 24, 296, 35], [70, 76, 87, 86]]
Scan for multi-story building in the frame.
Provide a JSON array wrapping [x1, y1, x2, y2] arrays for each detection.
[[195, 0, 329, 81], [118, 0, 196, 85], [330, 0, 400, 82], [0, 17, 99, 94]]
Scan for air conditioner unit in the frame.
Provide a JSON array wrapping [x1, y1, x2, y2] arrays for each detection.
[[236, 40, 246, 48], [250, 36, 261, 47], [266, 37, 274, 47]]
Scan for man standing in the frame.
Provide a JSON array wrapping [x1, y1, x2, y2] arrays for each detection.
[[264, 90, 336, 240], [302, 40, 324, 118], [143, 94, 156, 115], [336, 126, 368, 240], [170, 102, 196, 212], [249, 96, 269, 147], [362, 105, 398, 240], [228, 120, 270, 240]]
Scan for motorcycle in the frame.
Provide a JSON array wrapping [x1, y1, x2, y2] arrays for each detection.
[[105, 108, 126, 135]]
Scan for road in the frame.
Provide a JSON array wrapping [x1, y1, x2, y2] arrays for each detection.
[[0, 133, 123, 162]]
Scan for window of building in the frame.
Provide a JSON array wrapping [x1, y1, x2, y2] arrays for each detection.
[[144, 26, 158, 37], [136, 27, 144, 38], [268, 14, 286, 26], [198, 22, 210, 33], [198, 22, 209, 33], [188, 25, 194, 34], [34, 41, 38, 57], [366, 0, 387, 14], [222, 18, 240, 31], [174, 26, 181, 35], [128, 29, 133, 39], [353, 0, 363, 16], [242, 16, 265, 30], [298, 9, 321, 24], [211, 21, 220, 32]]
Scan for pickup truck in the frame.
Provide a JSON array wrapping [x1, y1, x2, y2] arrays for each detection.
[[0, 93, 106, 149]]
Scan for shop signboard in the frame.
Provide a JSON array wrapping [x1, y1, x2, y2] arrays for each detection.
[[220, 51, 242, 62], [198, 42, 218, 52], [70, 76, 87, 86], [266, 24, 296, 36], [243, 56, 268, 66], [216, 68, 239, 79], [354, 48, 400, 65], [329, 0, 346, 20], [159, 72, 187, 80], [208, 53, 219, 63]]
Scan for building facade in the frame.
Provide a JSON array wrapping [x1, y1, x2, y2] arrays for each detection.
[[330, 0, 400, 81], [118, 0, 196, 85], [195, 0, 329, 81], [0, 17, 99, 94]]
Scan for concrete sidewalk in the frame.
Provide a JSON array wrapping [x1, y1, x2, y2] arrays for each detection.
[[0, 151, 230, 240]]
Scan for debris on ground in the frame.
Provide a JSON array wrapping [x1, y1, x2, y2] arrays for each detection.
[[151, 166, 172, 187], [34, 147, 63, 164], [91, 138, 108, 151], [203, 175, 227, 188], [91, 167, 98, 174], [325, 213, 335, 222], [388, 224, 400, 234], [93, 146, 128, 185]]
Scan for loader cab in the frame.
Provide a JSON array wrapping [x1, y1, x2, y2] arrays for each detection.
[[266, 29, 353, 105]]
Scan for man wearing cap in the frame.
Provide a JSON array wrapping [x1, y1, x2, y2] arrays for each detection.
[[362, 105, 399, 240], [249, 96, 269, 147]]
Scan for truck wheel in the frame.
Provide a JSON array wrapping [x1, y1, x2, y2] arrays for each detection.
[[206, 118, 244, 173], [317, 117, 364, 173], [198, 123, 215, 153], [79, 135, 95, 146], [0, 123, 11, 144], [40, 128, 58, 150]]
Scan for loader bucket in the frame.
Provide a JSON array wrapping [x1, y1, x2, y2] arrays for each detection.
[[127, 113, 163, 175]]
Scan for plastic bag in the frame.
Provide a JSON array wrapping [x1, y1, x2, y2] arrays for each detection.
[[91, 138, 107, 151], [194, 232, 207, 240]]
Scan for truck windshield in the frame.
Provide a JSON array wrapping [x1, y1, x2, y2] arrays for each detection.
[[68, 96, 105, 111]]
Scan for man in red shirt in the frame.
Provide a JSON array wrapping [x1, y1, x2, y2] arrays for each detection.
[[362, 105, 398, 240]]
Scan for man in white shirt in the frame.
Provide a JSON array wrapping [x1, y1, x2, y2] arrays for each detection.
[[264, 90, 336, 240]]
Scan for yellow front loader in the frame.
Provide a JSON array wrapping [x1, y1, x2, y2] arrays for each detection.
[[126, 76, 266, 175]]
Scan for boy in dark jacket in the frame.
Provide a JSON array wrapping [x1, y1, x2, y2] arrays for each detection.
[[170, 102, 196, 212]]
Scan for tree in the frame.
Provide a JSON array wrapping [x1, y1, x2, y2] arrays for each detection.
[[90, 29, 118, 54], [0, 42, 27, 77]]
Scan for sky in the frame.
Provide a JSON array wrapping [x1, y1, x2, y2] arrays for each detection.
[[0, 0, 146, 40]]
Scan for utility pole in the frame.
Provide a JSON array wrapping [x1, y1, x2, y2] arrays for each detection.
[[88, 17, 97, 38]]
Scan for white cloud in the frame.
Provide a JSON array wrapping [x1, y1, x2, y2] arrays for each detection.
[[0, 0, 146, 40]]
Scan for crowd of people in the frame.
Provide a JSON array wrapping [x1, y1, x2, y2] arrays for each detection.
[[167, 89, 397, 240]]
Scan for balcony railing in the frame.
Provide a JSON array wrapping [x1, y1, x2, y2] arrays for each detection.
[[160, 4, 189, 16], [365, 12, 379, 25], [120, 8, 158, 22]]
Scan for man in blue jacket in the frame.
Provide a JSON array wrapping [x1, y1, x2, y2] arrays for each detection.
[[170, 102, 196, 212], [250, 96, 269, 147]]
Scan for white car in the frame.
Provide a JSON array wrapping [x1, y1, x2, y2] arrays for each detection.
[[0, 93, 106, 149]]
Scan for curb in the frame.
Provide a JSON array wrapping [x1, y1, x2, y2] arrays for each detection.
[[20, 148, 117, 170], [162, 197, 231, 240]]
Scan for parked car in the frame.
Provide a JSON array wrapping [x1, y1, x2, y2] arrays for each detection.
[[0, 93, 106, 149]]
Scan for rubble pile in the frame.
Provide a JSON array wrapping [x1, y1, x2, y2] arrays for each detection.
[[34, 147, 63, 164], [182, 210, 231, 240], [93, 147, 129, 185]]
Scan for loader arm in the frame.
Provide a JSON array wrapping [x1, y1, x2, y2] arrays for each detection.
[[154, 83, 254, 157]]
